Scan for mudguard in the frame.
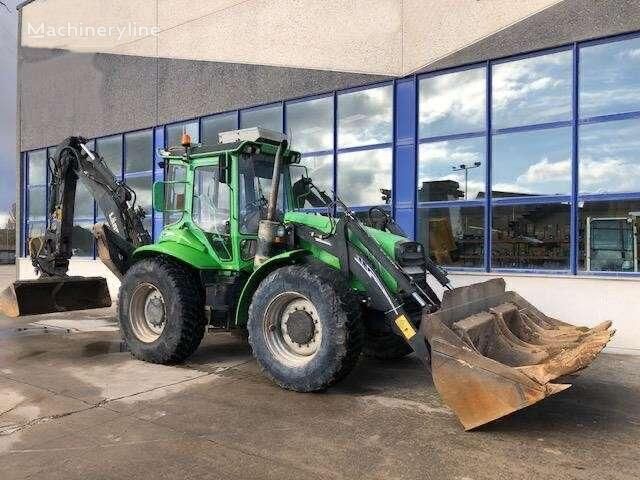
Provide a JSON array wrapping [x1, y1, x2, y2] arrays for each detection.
[[234, 249, 309, 326]]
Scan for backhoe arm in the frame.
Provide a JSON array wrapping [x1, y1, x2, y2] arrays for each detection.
[[31, 136, 151, 278]]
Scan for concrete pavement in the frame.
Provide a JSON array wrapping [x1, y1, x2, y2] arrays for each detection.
[[0, 265, 639, 479]]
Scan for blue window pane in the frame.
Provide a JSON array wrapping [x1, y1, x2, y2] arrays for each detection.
[[337, 148, 392, 206], [492, 50, 572, 129], [419, 67, 486, 138], [74, 182, 94, 219], [125, 130, 153, 174], [202, 112, 237, 144], [166, 121, 199, 148], [297, 154, 333, 196], [286, 97, 333, 153], [492, 202, 571, 270], [579, 200, 640, 272], [492, 127, 572, 197], [96, 135, 123, 178], [580, 36, 640, 118], [240, 104, 282, 132], [417, 205, 485, 268], [418, 137, 485, 201], [338, 85, 393, 148], [125, 175, 152, 216], [27, 187, 46, 221], [27, 150, 46, 186], [579, 117, 640, 195]]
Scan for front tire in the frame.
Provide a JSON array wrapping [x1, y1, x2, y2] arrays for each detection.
[[118, 256, 206, 364], [247, 263, 364, 392]]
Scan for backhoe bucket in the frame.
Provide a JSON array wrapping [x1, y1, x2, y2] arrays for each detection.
[[420, 278, 614, 430], [0, 277, 111, 318]]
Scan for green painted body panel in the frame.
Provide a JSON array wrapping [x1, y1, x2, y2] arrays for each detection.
[[133, 139, 414, 327], [282, 211, 407, 293], [234, 249, 309, 326], [133, 241, 221, 269], [283, 211, 334, 234]]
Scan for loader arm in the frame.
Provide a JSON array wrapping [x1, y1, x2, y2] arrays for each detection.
[[277, 177, 614, 430], [289, 207, 446, 368]]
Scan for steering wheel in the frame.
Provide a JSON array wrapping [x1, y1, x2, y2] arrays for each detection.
[[240, 197, 268, 233]]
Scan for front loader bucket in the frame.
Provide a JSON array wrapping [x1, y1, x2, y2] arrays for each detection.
[[0, 277, 111, 318], [420, 278, 614, 430]]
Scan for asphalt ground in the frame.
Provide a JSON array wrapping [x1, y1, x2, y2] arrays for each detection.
[[0, 265, 638, 479]]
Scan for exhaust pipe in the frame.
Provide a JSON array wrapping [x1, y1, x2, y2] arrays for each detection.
[[254, 140, 289, 268]]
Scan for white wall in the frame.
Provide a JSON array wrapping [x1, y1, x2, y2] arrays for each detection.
[[17, 257, 122, 303], [440, 272, 640, 355], [21, 0, 561, 76], [18, 258, 639, 354]]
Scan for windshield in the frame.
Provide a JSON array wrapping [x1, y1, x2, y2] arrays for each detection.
[[238, 153, 285, 234]]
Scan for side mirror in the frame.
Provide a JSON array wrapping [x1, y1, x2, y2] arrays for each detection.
[[290, 164, 309, 180], [290, 165, 312, 209], [153, 181, 185, 212], [152, 182, 166, 212]]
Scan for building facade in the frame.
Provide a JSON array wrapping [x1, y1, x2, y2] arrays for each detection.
[[15, 0, 640, 353]]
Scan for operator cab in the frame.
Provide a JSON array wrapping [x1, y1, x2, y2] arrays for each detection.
[[155, 128, 307, 269]]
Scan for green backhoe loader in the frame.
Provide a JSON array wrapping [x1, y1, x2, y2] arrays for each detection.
[[0, 128, 614, 430]]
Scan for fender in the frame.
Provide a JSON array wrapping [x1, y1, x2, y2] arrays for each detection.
[[234, 249, 309, 326], [132, 241, 222, 270]]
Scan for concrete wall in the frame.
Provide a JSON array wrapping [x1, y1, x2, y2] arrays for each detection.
[[422, 0, 640, 73], [20, 0, 640, 151], [20, 0, 561, 76], [18, 47, 389, 151]]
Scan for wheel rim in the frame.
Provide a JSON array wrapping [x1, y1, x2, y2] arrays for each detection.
[[129, 283, 166, 343], [262, 292, 322, 367]]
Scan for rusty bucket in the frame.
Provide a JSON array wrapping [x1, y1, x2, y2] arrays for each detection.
[[0, 277, 112, 318], [421, 278, 615, 430]]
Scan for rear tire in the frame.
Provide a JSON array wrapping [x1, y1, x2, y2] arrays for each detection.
[[118, 256, 206, 364], [247, 263, 364, 392]]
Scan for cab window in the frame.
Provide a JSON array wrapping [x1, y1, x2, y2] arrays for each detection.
[[192, 165, 232, 259]]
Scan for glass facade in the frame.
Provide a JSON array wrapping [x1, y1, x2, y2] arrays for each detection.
[[579, 199, 640, 273], [285, 96, 334, 199], [202, 112, 237, 145], [417, 204, 485, 268], [21, 33, 640, 276], [241, 104, 283, 132], [95, 135, 123, 177], [492, 127, 572, 197], [338, 85, 393, 148], [337, 148, 393, 206], [166, 120, 199, 148], [125, 130, 153, 174]]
